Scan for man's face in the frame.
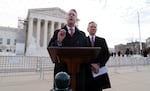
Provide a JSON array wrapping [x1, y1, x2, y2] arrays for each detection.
[[66, 10, 77, 25], [87, 22, 97, 35]]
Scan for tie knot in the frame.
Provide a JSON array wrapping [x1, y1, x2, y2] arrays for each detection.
[[69, 27, 74, 37], [91, 36, 94, 41], [70, 27, 73, 31]]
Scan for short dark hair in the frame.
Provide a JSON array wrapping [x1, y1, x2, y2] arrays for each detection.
[[88, 21, 97, 26], [70, 9, 77, 15]]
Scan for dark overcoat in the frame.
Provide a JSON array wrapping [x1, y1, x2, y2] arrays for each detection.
[[48, 25, 88, 91], [48, 25, 88, 74], [84, 36, 111, 91]]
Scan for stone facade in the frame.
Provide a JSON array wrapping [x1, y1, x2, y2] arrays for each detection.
[[25, 7, 67, 56], [114, 44, 127, 56], [0, 26, 21, 53], [115, 42, 146, 55]]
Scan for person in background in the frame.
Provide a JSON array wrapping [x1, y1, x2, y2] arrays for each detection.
[[125, 48, 130, 57], [142, 49, 148, 65], [86, 21, 111, 91]]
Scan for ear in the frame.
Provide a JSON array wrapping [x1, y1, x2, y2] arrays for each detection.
[[76, 18, 79, 22], [87, 27, 89, 32]]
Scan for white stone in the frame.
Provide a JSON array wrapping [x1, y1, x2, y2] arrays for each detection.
[[25, 7, 67, 57], [0, 26, 21, 54]]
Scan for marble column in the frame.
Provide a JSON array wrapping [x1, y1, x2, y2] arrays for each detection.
[[43, 20, 48, 48], [50, 21, 55, 38], [27, 17, 33, 46], [58, 22, 61, 29], [36, 18, 41, 47]]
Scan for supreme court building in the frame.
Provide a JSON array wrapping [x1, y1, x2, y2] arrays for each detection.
[[25, 7, 67, 56]]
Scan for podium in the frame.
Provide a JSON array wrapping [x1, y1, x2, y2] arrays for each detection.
[[47, 47, 101, 90]]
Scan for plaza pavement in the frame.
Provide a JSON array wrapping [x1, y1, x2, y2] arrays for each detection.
[[0, 66, 150, 91]]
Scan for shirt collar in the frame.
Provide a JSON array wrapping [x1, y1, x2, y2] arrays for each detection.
[[66, 25, 75, 32], [89, 35, 95, 41]]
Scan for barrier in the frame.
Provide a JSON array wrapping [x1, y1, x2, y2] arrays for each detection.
[[0, 56, 54, 79], [0, 55, 150, 78]]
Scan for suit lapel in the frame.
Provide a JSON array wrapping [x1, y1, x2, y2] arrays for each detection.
[[94, 36, 101, 47], [70, 27, 80, 41], [94, 36, 97, 46], [62, 25, 73, 38], [62, 25, 79, 38], [62, 26, 81, 45], [88, 36, 93, 47], [88, 36, 99, 47]]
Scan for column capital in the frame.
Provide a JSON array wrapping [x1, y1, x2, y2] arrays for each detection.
[[37, 18, 41, 21], [28, 17, 34, 21]]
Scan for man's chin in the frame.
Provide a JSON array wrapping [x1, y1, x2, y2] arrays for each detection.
[[68, 21, 75, 24]]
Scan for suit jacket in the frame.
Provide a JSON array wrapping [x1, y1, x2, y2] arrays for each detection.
[[48, 25, 89, 91], [87, 36, 110, 67], [48, 25, 88, 75], [48, 25, 88, 47], [86, 36, 111, 90]]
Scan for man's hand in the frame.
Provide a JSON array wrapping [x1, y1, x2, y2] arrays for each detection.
[[57, 29, 66, 43], [91, 63, 100, 74]]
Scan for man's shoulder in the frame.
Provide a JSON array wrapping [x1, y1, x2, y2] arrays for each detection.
[[96, 36, 105, 40], [78, 31, 86, 37], [79, 30, 85, 34], [54, 29, 60, 34], [74, 27, 86, 35], [54, 26, 67, 32]]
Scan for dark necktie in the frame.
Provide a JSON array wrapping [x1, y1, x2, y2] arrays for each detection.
[[70, 27, 73, 37], [91, 36, 94, 47]]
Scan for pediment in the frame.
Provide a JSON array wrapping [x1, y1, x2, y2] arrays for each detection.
[[29, 7, 67, 19]]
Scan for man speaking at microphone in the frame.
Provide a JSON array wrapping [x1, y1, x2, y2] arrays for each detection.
[[48, 9, 88, 91]]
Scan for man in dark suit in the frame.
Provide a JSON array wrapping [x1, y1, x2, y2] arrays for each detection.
[[85, 21, 111, 91], [48, 9, 88, 91]]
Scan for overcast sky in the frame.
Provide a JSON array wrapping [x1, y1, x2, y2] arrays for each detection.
[[0, 0, 150, 48]]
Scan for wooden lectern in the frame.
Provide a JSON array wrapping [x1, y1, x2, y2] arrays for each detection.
[[47, 47, 101, 90]]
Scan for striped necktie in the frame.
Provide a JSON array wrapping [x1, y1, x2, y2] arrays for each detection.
[[70, 27, 73, 37], [91, 36, 94, 47]]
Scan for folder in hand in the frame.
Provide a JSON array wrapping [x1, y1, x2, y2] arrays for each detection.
[[92, 66, 108, 78]]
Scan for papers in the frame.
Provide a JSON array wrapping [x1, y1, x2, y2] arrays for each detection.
[[92, 66, 108, 78]]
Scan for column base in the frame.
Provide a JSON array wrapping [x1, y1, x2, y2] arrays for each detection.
[[25, 47, 49, 57]]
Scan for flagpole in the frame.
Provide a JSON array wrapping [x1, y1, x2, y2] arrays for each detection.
[[137, 11, 142, 54]]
